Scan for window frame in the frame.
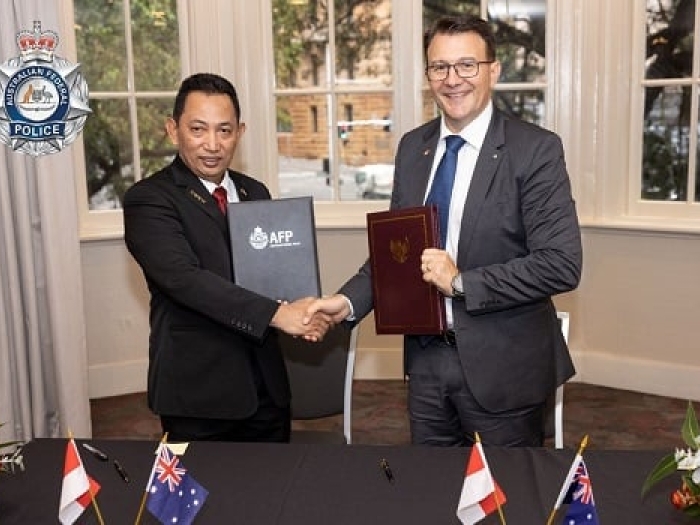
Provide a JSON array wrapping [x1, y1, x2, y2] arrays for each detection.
[[628, 0, 700, 221], [64, 0, 190, 240]]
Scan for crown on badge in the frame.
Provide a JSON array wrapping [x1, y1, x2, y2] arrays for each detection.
[[16, 21, 59, 62]]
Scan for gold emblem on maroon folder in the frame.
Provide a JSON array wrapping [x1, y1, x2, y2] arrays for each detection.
[[389, 236, 409, 264]]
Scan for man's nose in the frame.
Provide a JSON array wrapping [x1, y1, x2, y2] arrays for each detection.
[[203, 131, 219, 150]]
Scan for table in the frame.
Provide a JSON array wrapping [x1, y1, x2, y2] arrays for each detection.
[[0, 439, 692, 524]]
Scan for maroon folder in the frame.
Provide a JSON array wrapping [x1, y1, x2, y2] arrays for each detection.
[[366, 205, 446, 335]]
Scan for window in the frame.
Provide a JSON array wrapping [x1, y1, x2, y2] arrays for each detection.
[[72, 0, 181, 225], [641, 0, 698, 203], [271, 0, 394, 202]]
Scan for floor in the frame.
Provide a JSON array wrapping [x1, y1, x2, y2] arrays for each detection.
[[90, 381, 691, 450]]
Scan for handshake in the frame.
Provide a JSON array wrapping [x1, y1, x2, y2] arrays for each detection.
[[269, 294, 352, 342]]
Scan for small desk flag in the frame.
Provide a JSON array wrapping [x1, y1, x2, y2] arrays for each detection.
[[548, 436, 599, 525], [456, 442, 507, 524], [146, 445, 208, 525], [58, 438, 101, 525], [559, 459, 599, 524]]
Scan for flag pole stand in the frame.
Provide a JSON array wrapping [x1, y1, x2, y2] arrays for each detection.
[[545, 435, 589, 525], [88, 484, 106, 525], [134, 485, 149, 525], [495, 497, 507, 525], [134, 433, 169, 525]]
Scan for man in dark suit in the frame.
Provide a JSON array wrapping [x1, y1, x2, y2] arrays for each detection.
[[305, 16, 582, 447], [123, 73, 328, 443]]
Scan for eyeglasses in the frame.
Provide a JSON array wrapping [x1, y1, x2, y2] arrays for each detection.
[[425, 60, 494, 81]]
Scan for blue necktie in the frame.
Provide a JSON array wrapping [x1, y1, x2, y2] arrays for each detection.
[[425, 135, 466, 248]]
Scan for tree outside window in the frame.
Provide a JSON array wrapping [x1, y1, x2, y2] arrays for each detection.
[[74, 0, 181, 210], [642, 0, 697, 202]]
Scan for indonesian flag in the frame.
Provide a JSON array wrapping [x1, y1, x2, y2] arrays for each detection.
[[456, 442, 507, 524], [58, 438, 101, 525]]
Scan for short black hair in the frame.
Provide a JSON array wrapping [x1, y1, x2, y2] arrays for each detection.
[[172, 73, 241, 123], [423, 15, 497, 62]]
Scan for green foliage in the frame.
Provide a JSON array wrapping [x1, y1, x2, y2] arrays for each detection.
[[74, 0, 180, 207], [641, 402, 700, 517], [641, 126, 688, 201], [683, 402, 700, 450], [272, 0, 390, 88], [642, 452, 680, 496]]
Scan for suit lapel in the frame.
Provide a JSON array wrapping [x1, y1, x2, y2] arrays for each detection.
[[171, 158, 229, 231], [405, 119, 440, 208], [229, 173, 252, 202], [458, 110, 505, 262]]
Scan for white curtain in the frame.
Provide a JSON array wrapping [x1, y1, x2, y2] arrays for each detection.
[[0, 1, 91, 442]]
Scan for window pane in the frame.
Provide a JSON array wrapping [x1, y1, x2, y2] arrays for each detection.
[[273, 1, 395, 202], [137, 98, 176, 179], [494, 90, 545, 125], [337, 93, 394, 201], [131, 0, 181, 90], [74, 0, 127, 91], [645, 0, 695, 80], [423, 1, 480, 27], [334, 0, 392, 85], [489, 0, 546, 83], [277, 94, 335, 200], [272, 0, 329, 89], [642, 85, 690, 201], [276, 93, 394, 201], [85, 99, 133, 210]]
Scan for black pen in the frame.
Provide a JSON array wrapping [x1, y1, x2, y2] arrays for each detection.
[[82, 443, 108, 461], [114, 460, 130, 483], [380, 458, 394, 483]]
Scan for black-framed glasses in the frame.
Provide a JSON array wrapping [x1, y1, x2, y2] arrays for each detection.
[[425, 60, 494, 81]]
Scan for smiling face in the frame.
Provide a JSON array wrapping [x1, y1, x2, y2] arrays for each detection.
[[165, 91, 246, 185], [426, 31, 500, 133]]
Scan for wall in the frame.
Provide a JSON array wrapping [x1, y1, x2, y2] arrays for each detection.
[[81, 226, 700, 402]]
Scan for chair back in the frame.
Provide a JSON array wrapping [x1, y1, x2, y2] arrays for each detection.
[[279, 325, 357, 444]]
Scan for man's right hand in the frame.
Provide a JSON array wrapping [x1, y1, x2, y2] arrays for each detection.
[[271, 297, 332, 342], [303, 294, 351, 329]]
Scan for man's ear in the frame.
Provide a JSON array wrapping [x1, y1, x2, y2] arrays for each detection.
[[165, 117, 178, 145], [489, 60, 501, 87]]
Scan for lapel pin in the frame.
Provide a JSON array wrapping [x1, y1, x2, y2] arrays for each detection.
[[188, 188, 206, 204], [423, 148, 431, 156]]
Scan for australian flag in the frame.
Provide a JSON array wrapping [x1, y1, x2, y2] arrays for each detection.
[[146, 446, 209, 525], [561, 459, 599, 524]]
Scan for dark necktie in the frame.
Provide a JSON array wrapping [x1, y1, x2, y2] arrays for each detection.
[[425, 135, 466, 248], [213, 186, 228, 215]]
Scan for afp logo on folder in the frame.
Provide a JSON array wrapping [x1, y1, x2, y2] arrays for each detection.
[[248, 226, 301, 250]]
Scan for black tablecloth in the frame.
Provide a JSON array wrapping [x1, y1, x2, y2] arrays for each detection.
[[0, 439, 694, 524]]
